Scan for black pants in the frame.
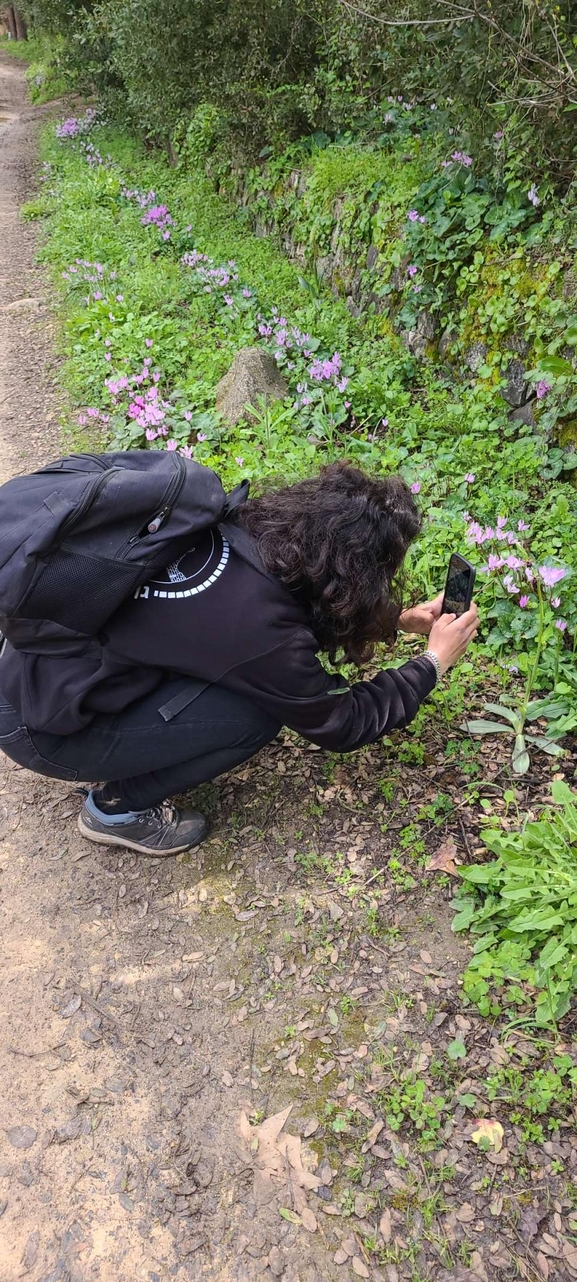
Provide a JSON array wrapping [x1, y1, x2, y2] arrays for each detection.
[[0, 677, 281, 810]]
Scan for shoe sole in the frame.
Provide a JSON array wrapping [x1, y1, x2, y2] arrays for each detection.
[[77, 814, 207, 857]]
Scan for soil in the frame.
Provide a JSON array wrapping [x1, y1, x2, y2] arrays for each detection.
[[1, 52, 577, 1282]]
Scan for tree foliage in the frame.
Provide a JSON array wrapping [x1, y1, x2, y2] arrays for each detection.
[[20, 0, 577, 181]]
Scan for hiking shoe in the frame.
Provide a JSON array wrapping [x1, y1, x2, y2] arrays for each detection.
[[78, 798, 208, 856]]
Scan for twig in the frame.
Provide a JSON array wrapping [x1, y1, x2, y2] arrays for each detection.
[[8, 1042, 65, 1058], [72, 985, 123, 1039], [457, 810, 474, 862]]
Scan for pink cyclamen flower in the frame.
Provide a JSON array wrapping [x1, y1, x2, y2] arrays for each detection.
[[535, 379, 552, 399], [527, 184, 540, 207], [145, 338, 153, 349], [197, 432, 208, 443], [165, 440, 178, 451], [539, 565, 567, 587], [519, 595, 529, 608], [556, 619, 567, 632], [235, 456, 244, 467], [518, 519, 530, 532], [410, 482, 421, 494], [407, 210, 420, 222], [407, 265, 418, 278], [487, 553, 504, 571], [551, 597, 560, 608], [503, 574, 519, 594], [464, 473, 475, 483]]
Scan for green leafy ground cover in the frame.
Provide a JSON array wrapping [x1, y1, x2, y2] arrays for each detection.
[[24, 110, 577, 1036]]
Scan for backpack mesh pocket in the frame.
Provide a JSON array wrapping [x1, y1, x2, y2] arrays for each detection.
[[22, 550, 140, 633]]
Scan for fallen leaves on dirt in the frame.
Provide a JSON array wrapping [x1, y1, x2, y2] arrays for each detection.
[[426, 838, 461, 876], [239, 1104, 321, 1213]]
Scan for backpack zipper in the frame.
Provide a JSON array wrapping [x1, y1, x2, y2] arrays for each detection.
[[124, 453, 187, 550], [59, 467, 118, 538]]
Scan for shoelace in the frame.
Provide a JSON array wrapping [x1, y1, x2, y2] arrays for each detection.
[[145, 803, 178, 828]]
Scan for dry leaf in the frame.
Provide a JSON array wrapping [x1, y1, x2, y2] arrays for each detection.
[[239, 1105, 320, 1214], [303, 1117, 319, 1137], [5, 1125, 37, 1149], [455, 1202, 475, 1223], [536, 1252, 549, 1280], [21, 1230, 39, 1272], [426, 840, 461, 877], [352, 1259, 370, 1279], [362, 1118, 384, 1153], [222, 1071, 233, 1088], [60, 993, 82, 1019], [471, 1118, 504, 1153], [379, 1207, 392, 1242], [519, 1203, 547, 1244], [301, 1207, 317, 1232]]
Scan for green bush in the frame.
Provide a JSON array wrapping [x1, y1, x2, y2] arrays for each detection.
[[20, 0, 577, 183]]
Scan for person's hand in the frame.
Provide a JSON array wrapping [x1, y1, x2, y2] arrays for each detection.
[[427, 605, 479, 675], [399, 592, 444, 637]]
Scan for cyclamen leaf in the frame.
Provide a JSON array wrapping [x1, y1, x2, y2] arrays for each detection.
[[466, 719, 512, 735], [512, 735, 530, 775], [483, 702, 521, 727], [525, 735, 564, 756]]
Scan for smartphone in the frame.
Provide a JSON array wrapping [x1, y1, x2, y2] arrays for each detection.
[[442, 553, 476, 617]]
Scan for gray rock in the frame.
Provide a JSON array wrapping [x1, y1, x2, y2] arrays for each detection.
[[464, 341, 487, 373], [405, 309, 437, 357], [563, 269, 577, 299], [315, 255, 332, 281], [439, 327, 457, 360], [506, 332, 531, 358], [350, 270, 362, 300], [215, 348, 289, 426], [346, 295, 362, 318], [389, 266, 405, 293], [509, 401, 536, 428], [366, 244, 379, 270], [502, 357, 528, 407]]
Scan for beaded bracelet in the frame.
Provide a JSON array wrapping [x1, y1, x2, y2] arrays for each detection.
[[422, 649, 442, 684]]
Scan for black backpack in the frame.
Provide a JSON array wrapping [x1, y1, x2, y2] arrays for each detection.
[[0, 450, 247, 653]]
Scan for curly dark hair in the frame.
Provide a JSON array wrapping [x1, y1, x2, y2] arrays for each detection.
[[238, 461, 422, 664]]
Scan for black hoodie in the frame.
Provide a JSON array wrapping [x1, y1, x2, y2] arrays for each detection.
[[0, 522, 436, 747]]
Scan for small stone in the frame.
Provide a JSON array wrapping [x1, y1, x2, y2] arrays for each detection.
[[334, 1249, 348, 1265], [354, 1193, 369, 1219], [268, 1244, 285, 1277], [352, 1259, 370, 1278]]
